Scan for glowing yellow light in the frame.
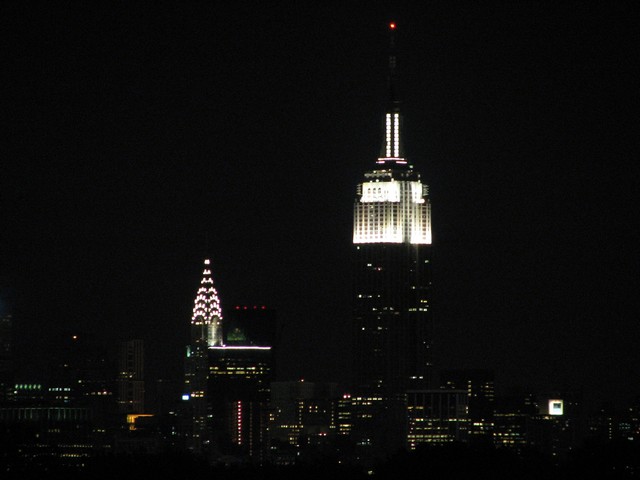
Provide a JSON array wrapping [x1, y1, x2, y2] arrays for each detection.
[[126, 414, 154, 431]]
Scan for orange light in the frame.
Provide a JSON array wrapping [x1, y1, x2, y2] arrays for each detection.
[[389, 22, 396, 30]]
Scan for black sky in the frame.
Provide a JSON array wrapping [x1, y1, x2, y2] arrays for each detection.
[[1, 2, 638, 409]]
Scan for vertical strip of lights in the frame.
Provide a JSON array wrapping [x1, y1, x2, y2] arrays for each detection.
[[386, 114, 392, 158], [393, 113, 400, 158], [384, 113, 400, 159], [236, 400, 243, 445]]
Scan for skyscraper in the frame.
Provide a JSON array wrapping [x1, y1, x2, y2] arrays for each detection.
[[352, 23, 433, 396], [207, 343, 273, 462], [0, 311, 13, 403], [116, 339, 144, 414], [183, 258, 223, 452], [208, 305, 275, 462]]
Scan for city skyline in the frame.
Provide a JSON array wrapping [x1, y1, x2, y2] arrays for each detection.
[[2, 3, 638, 412]]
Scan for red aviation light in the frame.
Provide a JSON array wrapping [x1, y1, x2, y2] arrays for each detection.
[[389, 22, 396, 30]]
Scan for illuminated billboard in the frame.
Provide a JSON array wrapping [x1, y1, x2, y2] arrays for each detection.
[[548, 399, 563, 416]]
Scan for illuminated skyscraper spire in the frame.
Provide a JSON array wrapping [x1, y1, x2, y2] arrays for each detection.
[[353, 23, 431, 245], [191, 258, 223, 347], [185, 258, 223, 452], [352, 21, 433, 397], [381, 21, 403, 161]]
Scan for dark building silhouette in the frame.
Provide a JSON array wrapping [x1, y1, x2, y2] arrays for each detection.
[[225, 305, 277, 348], [208, 305, 276, 462], [207, 344, 273, 462], [347, 393, 408, 465], [117, 339, 144, 414], [0, 406, 94, 470], [268, 380, 340, 464], [439, 369, 495, 441], [0, 333, 118, 472], [0, 311, 13, 403], [46, 333, 117, 429], [493, 393, 538, 455], [407, 389, 469, 447]]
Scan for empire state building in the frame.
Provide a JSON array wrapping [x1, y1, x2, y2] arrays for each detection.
[[352, 23, 432, 396]]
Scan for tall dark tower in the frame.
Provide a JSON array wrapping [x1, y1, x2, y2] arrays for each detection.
[[352, 23, 432, 396], [117, 339, 144, 414]]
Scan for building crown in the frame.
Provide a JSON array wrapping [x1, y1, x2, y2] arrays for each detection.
[[191, 258, 223, 347]]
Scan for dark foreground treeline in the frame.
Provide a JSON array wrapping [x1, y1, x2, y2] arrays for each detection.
[[4, 440, 640, 480]]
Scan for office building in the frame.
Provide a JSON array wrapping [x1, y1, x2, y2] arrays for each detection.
[[116, 339, 144, 414], [407, 389, 469, 448], [0, 312, 13, 403], [440, 369, 495, 441], [352, 23, 432, 396], [268, 380, 339, 463], [207, 344, 273, 462]]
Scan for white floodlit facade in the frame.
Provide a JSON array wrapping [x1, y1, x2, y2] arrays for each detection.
[[353, 167, 431, 245]]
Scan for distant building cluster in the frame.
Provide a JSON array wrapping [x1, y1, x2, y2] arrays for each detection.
[[3, 303, 640, 471]]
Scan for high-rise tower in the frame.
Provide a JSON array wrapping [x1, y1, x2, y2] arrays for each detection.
[[117, 339, 144, 414], [184, 258, 223, 452], [208, 305, 275, 462], [352, 23, 432, 396]]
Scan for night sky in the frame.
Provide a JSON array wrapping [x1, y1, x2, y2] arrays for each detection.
[[2, 3, 638, 410]]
